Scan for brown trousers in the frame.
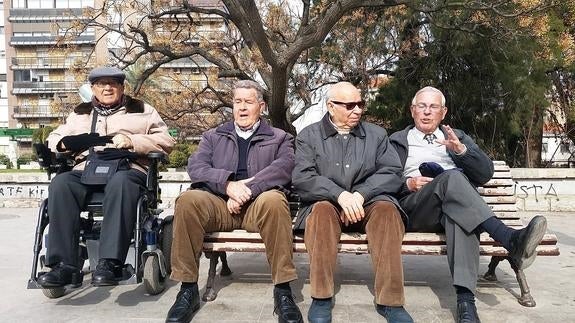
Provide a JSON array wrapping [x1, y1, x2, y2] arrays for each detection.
[[170, 189, 297, 285], [305, 200, 405, 306]]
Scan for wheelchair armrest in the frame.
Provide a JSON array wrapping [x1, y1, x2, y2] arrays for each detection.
[[33, 143, 74, 178], [147, 151, 169, 165]]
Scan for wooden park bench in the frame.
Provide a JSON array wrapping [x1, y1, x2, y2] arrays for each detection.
[[201, 161, 559, 307]]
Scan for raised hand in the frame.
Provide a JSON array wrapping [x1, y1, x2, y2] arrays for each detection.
[[436, 125, 466, 154]]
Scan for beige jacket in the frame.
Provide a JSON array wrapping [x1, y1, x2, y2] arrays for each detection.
[[47, 95, 175, 172]]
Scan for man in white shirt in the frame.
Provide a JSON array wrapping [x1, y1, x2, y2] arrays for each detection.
[[389, 86, 547, 323]]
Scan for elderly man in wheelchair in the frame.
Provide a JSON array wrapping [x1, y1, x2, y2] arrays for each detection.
[[29, 66, 175, 297]]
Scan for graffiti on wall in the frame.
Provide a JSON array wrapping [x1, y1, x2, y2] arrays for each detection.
[[0, 185, 48, 199], [514, 181, 559, 202]]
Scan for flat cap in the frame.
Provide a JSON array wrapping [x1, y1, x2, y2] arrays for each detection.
[[88, 66, 126, 84]]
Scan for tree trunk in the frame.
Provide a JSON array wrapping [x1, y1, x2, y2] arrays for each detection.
[[525, 106, 544, 167], [268, 67, 296, 134]]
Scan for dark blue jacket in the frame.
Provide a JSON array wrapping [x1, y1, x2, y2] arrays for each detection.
[[389, 125, 494, 197]]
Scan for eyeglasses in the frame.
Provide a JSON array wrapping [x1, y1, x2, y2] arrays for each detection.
[[331, 100, 366, 110], [413, 103, 444, 111], [93, 80, 122, 88]]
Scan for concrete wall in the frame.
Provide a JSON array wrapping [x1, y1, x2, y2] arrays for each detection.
[[511, 168, 575, 212], [1, 169, 575, 212]]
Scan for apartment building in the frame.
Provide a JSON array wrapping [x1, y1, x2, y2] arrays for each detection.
[[2, 0, 107, 157]]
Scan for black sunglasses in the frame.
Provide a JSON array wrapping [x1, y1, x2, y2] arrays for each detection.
[[331, 100, 366, 110]]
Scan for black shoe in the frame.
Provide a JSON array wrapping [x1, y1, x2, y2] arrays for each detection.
[[376, 305, 414, 323], [38, 263, 82, 288], [273, 288, 303, 323], [91, 258, 124, 286], [307, 298, 332, 323], [166, 284, 200, 323], [457, 301, 481, 323], [508, 215, 547, 270]]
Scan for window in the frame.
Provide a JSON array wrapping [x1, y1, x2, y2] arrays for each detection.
[[56, 0, 94, 8], [560, 143, 571, 153], [542, 143, 548, 154], [14, 70, 31, 82]]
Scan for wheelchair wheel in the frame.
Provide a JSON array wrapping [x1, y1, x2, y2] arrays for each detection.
[[42, 287, 65, 299], [143, 256, 165, 295], [160, 216, 173, 275]]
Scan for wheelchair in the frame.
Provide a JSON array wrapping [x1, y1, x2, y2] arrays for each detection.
[[27, 143, 174, 298]]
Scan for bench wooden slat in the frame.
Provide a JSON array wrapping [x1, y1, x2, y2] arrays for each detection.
[[204, 231, 556, 243], [489, 204, 517, 212], [484, 178, 514, 186], [477, 187, 514, 196], [203, 242, 559, 256], [491, 172, 511, 179], [482, 196, 517, 204]]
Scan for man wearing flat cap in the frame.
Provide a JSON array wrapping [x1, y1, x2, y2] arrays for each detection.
[[38, 66, 175, 289]]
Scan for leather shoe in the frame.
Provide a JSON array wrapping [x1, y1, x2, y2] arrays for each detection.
[[274, 288, 303, 323], [38, 263, 82, 288], [166, 284, 200, 323], [508, 215, 547, 270], [91, 258, 124, 286], [457, 301, 481, 323], [376, 305, 414, 323], [307, 298, 332, 323]]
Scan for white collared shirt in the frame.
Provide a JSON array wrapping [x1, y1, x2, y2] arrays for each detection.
[[234, 120, 260, 139], [404, 127, 457, 177]]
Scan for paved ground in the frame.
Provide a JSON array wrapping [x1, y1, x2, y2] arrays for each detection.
[[0, 208, 574, 323]]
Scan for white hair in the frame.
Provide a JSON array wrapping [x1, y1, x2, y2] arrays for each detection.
[[411, 86, 446, 106]]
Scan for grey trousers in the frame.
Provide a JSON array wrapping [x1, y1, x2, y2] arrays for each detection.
[[46, 169, 146, 267], [400, 171, 494, 292]]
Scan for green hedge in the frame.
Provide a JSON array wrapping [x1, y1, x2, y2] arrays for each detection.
[[167, 142, 198, 169], [0, 154, 13, 169]]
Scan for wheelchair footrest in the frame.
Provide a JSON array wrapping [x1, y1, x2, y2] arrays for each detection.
[[117, 264, 139, 285]]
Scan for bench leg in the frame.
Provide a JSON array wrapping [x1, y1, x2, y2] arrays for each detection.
[[508, 258, 536, 307], [483, 256, 505, 281], [219, 252, 232, 276], [202, 251, 220, 302]]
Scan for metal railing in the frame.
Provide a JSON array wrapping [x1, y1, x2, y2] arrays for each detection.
[[10, 35, 95, 45], [13, 105, 68, 118], [11, 56, 94, 69], [9, 8, 86, 21], [12, 81, 79, 94]]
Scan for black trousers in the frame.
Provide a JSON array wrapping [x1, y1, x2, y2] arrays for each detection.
[[46, 169, 146, 267], [400, 171, 494, 293]]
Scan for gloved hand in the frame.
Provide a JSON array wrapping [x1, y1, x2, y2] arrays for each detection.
[[58, 133, 112, 153], [96, 148, 139, 161]]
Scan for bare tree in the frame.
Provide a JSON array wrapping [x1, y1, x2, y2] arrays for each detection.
[[58, 0, 554, 133]]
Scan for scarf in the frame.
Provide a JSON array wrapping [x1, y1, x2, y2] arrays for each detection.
[[92, 95, 126, 116]]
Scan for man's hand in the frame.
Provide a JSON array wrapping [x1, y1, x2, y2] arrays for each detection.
[[407, 176, 433, 192], [436, 125, 466, 154], [337, 191, 365, 226], [112, 133, 133, 149], [226, 180, 252, 204], [227, 198, 242, 215]]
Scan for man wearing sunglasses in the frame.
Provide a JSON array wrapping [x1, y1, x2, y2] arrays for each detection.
[[389, 86, 547, 323], [292, 82, 413, 323]]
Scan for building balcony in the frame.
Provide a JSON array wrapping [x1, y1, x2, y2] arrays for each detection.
[[161, 56, 214, 68], [10, 35, 95, 46], [13, 105, 68, 119], [11, 56, 95, 70], [12, 81, 79, 94], [9, 8, 87, 22]]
